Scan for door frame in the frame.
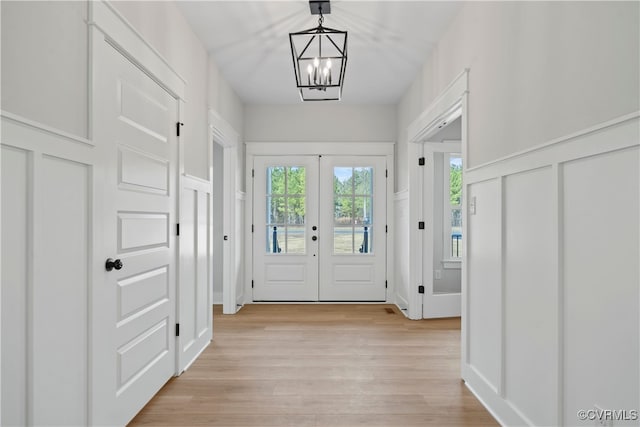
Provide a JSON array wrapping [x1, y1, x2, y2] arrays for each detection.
[[407, 69, 469, 325], [208, 109, 243, 314], [89, 1, 186, 422], [245, 142, 394, 304], [421, 141, 462, 318]]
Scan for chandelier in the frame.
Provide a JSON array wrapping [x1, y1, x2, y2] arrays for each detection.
[[289, 0, 347, 101]]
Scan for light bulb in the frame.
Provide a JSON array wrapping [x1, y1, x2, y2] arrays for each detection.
[[326, 59, 332, 69], [307, 64, 313, 75], [313, 57, 320, 68], [323, 67, 328, 76]]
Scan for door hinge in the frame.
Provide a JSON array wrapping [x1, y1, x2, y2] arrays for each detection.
[[385, 169, 388, 178], [418, 157, 425, 166], [385, 225, 388, 233], [418, 285, 425, 294], [385, 280, 388, 289], [418, 221, 425, 230], [251, 224, 254, 233], [176, 122, 184, 137], [251, 280, 254, 289], [175, 323, 180, 336], [176, 223, 180, 236], [252, 169, 255, 178]]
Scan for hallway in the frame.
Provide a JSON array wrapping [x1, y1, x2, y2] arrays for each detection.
[[130, 305, 498, 426]]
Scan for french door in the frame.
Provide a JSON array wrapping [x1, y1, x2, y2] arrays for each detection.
[[252, 155, 387, 301], [92, 36, 178, 425]]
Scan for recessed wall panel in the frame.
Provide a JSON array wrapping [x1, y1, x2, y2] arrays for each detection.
[[33, 155, 89, 425], [1, 145, 30, 427], [563, 148, 639, 425], [467, 179, 501, 391], [504, 167, 556, 426]]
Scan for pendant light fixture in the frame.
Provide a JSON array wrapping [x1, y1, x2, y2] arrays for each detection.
[[289, 0, 347, 101]]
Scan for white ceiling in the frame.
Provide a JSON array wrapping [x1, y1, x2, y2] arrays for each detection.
[[176, 1, 462, 105]]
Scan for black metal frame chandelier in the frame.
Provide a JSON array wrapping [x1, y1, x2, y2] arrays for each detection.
[[289, 0, 347, 101]]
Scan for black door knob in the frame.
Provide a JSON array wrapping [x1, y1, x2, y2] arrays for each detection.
[[312, 236, 318, 241], [312, 226, 317, 231], [105, 258, 123, 271]]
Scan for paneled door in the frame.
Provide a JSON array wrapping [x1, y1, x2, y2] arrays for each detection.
[[92, 38, 178, 425], [319, 156, 387, 301], [253, 156, 319, 300], [252, 155, 387, 301]]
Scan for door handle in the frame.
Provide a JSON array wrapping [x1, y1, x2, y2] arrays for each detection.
[[105, 258, 123, 271], [312, 236, 318, 241]]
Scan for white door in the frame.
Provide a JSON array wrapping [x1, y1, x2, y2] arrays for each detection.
[[319, 156, 387, 301], [252, 155, 387, 301], [92, 39, 178, 425], [422, 145, 462, 318], [253, 156, 319, 300]]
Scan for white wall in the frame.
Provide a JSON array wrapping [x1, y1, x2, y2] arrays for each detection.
[[244, 104, 396, 143], [1, 0, 243, 422], [396, 2, 639, 425], [111, 1, 243, 182], [397, 1, 640, 190], [1, 1, 88, 138]]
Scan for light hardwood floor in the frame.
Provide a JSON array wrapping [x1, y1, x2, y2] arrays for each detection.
[[129, 304, 498, 426]]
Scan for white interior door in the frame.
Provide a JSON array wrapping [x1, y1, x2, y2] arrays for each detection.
[[422, 144, 462, 318], [93, 38, 178, 425], [319, 156, 387, 301], [252, 156, 319, 301]]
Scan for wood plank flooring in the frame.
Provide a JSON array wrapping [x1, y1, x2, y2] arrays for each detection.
[[129, 304, 498, 426]]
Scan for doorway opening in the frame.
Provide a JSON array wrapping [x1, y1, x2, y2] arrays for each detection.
[[251, 155, 388, 302]]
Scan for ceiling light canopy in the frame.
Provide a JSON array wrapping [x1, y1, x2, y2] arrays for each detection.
[[289, 0, 347, 101]]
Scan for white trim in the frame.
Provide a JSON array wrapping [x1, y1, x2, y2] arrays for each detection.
[[182, 173, 210, 186], [245, 143, 394, 304], [89, 0, 186, 101], [498, 177, 505, 398], [208, 108, 242, 315], [406, 70, 469, 321], [466, 111, 639, 177], [180, 339, 211, 374], [1, 111, 93, 147], [442, 260, 461, 270], [246, 142, 394, 157], [553, 162, 564, 427], [209, 109, 239, 148], [408, 69, 468, 143], [394, 189, 409, 201]]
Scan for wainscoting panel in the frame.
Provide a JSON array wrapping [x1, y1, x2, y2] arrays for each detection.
[[1, 145, 30, 427], [562, 147, 639, 426], [1, 114, 94, 426], [467, 178, 502, 393], [462, 113, 639, 426], [178, 175, 213, 372], [504, 167, 557, 426]]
